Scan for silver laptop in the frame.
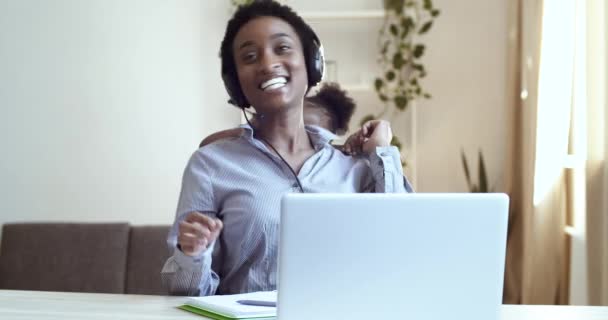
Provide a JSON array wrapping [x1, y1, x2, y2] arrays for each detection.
[[277, 193, 509, 320]]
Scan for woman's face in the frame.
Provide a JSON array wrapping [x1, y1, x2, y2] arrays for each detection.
[[232, 16, 308, 115]]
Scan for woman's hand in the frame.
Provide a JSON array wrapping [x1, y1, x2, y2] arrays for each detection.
[[178, 212, 223, 257], [343, 120, 393, 155]]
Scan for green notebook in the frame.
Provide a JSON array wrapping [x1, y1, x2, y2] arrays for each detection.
[[179, 304, 276, 320], [178, 291, 277, 320]]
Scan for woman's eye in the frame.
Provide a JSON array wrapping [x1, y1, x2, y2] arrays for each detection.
[[242, 53, 256, 63], [278, 45, 290, 52]]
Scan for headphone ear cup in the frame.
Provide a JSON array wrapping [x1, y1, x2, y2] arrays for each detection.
[[222, 72, 249, 108], [307, 36, 325, 87], [315, 44, 325, 83]]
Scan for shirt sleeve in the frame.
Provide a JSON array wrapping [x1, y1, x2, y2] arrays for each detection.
[[161, 151, 220, 296], [368, 146, 414, 193]]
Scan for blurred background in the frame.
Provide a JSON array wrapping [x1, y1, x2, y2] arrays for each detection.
[[0, 0, 606, 306]]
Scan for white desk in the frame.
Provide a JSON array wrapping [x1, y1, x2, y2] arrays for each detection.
[[1, 290, 607, 320]]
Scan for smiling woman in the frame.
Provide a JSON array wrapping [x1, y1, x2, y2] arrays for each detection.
[[161, 0, 413, 296], [232, 17, 310, 123]]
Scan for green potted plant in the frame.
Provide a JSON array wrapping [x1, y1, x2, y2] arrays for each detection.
[[460, 149, 493, 193], [231, 0, 254, 6]]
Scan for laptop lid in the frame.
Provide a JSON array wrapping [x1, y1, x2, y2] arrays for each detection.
[[278, 193, 509, 320]]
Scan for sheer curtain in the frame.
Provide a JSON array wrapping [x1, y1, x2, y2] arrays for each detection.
[[504, 0, 608, 305], [583, 0, 608, 306], [504, 0, 573, 304]]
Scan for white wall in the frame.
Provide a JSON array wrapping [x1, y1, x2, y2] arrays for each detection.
[[416, 0, 508, 192], [0, 0, 237, 229], [288, 0, 508, 192], [0, 0, 508, 234]]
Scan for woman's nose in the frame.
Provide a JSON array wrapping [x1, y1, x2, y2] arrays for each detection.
[[258, 51, 280, 74]]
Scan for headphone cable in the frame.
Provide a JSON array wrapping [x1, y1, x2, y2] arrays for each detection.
[[242, 109, 305, 193]]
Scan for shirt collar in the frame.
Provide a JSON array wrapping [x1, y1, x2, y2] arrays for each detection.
[[239, 124, 336, 151]]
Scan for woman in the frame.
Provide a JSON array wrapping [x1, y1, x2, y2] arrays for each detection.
[[162, 0, 413, 296], [198, 82, 356, 148]]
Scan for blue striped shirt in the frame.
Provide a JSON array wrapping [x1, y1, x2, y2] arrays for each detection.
[[161, 125, 413, 296]]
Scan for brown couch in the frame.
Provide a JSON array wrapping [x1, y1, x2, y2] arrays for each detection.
[[0, 223, 171, 295]]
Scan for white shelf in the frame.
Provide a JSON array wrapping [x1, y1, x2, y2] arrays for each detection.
[[300, 10, 385, 20], [341, 83, 373, 92]]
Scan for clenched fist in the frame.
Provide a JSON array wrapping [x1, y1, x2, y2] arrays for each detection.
[[343, 120, 393, 155], [178, 212, 223, 257]]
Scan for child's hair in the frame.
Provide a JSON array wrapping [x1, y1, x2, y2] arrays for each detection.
[[306, 83, 356, 135]]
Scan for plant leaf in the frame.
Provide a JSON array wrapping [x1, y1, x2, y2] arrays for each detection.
[[379, 94, 389, 102], [413, 44, 425, 58], [390, 24, 398, 36], [359, 114, 376, 126], [394, 96, 408, 110], [431, 9, 441, 17], [419, 21, 433, 34], [384, 0, 404, 13], [412, 63, 425, 73], [400, 23, 411, 38], [401, 16, 414, 28], [423, 0, 433, 10], [374, 78, 384, 91], [461, 149, 473, 191], [478, 150, 489, 192], [381, 41, 390, 55], [386, 71, 396, 81], [392, 53, 405, 69], [390, 135, 402, 150]]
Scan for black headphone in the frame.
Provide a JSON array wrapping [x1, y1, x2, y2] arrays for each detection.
[[222, 27, 325, 109]]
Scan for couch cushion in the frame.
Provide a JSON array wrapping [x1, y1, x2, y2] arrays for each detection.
[[0, 223, 130, 293], [125, 225, 171, 295]]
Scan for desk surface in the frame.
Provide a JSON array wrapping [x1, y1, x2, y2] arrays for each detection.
[[1, 289, 607, 320]]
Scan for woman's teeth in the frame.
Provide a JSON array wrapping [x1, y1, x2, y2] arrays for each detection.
[[260, 77, 287, 91], [265, 83, 286, 90]]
